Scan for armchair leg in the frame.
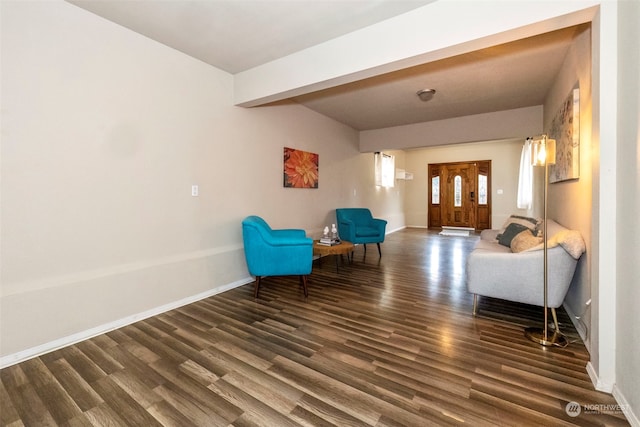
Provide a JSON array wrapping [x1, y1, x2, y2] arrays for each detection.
[[377, 243, 382, 257], [472, 294, 478, 316], [254, 276, 262, 298], [363, 244, 367, 254], [300, 275, 309, 297]]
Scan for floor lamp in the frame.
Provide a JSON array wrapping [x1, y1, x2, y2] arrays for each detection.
[[524, 135, 568, 347]]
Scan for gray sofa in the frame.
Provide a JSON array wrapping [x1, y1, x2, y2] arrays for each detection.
[[466, 219, 585, 328]]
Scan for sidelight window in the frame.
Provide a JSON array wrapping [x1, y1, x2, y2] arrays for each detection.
[[454, 175, 462, 207], [478, 174, 488, 205], [431, 176, 440, 204]]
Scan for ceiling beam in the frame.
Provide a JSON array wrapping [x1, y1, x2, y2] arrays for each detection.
[[234, 1, 600, 107]]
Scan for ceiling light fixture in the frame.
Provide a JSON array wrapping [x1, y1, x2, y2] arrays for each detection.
[[417, 88, 436, 102]]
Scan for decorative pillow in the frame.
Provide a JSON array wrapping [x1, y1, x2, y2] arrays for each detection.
[[498, 223, 530, 247], [498, 215, 541, 235], [511, 229, 543, 253]]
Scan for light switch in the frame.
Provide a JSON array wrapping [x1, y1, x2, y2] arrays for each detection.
[[497, 189, 504, 195], [191, 185, 199, 196]]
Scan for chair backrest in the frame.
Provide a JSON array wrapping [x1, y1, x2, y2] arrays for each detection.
[[242, 215, 272, 243], [336, 208, 373, 224], [242, 216, 270, 275], [243, 215, 271, 230]]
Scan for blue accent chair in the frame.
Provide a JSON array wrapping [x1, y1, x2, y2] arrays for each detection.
[[335, 208, 388, 257], [241, 215, 313, 298]]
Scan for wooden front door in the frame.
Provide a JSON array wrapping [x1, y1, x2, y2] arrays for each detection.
[[442, 163, 475, 227], [428, 161, 492, 230]]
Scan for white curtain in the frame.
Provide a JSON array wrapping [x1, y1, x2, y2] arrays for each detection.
[[374, 152, 395, 188], [517, 138, 533, 209]]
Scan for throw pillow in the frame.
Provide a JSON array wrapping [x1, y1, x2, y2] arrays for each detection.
[[498, 223, 530, 247], [511, 229, 543, 253], [498, 215, 541, 235]]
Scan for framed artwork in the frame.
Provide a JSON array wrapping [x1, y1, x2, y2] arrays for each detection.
[[283, 147, 319, 188], [549, 86, 580, 183]]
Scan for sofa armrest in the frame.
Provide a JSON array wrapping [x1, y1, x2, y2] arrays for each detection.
[[338, 219, 356, 241], [370, 218, 388, 234], [480, 229, 500, 241], [272, 229, 307, 239]]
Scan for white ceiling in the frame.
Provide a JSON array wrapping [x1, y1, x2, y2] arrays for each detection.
[[67, 0, 581, 131]]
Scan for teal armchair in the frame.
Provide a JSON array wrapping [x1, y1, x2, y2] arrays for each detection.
[[241, 216, 313, 297], [336, 208, 388, 256]]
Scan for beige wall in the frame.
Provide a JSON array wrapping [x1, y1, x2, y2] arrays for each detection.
[[0, 1, 404, 362], [541, 25, 594, 348], [402, 139, 527, 229]]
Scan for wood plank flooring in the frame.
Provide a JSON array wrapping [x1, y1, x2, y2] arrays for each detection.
[[1, 229, 629, 426]]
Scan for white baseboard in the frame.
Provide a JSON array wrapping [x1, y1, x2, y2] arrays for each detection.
[[386, 225, 406, 234], [586, 362, 615, 393], [586, 363, 638, 426], [0, 277, 253, 369], [562, 302, 589, 350], [613, 384, 640, 427]]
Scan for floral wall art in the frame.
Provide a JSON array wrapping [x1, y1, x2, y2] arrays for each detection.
[[283, 147, 319, 188], [549, 87, 580, 183]]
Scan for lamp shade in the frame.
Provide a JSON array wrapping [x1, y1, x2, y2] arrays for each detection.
[[530, 136, 556, 166]]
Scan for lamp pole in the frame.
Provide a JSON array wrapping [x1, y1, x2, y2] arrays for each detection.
[[525, 136, 567, 347], [542, 158, 549, 343]]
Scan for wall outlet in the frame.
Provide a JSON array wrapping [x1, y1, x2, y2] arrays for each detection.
[[191, 185, 199, 196]]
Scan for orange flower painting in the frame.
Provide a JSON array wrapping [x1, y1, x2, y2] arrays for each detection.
[[283, 147, 319, 188]]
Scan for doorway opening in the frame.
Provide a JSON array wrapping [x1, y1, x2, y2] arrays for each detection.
[[428, 161, 492, 231]]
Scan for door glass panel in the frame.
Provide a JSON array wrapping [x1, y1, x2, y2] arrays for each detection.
[[431, 176, 440, 204], [454, 175, 462, 207], [478, 174, 487, 205]]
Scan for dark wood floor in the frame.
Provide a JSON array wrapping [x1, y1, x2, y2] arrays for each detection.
[[1, 229, 629, 426]]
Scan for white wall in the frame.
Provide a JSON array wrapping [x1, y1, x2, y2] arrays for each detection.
[[0, 1, 404, 364], [615, 0, 640, 423], [543, 25, 593, 349], [401, 139, 526, 229]]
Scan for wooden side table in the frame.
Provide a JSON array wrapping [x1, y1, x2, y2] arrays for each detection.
[[313, 240, 354, 272]]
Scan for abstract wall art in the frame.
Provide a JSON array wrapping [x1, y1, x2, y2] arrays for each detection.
[[283, 147, 319, 188], [549, 86, 580, 183]]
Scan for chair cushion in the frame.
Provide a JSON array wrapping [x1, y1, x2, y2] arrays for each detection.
[[355, 226, 380, 237]]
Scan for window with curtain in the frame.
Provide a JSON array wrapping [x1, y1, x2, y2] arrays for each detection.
[[374, 152, 395, 187], [517, 138, 533, 209]]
